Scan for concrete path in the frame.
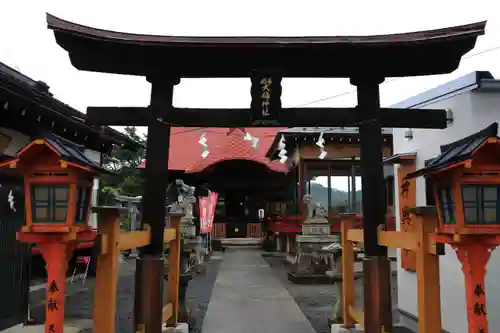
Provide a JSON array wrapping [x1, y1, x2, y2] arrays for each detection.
[[202, 249, 316, 333]]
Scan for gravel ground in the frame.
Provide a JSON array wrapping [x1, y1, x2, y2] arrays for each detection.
[[27, 252, 403, 333], [29, 257, 222, 333], [263, 255, 399, 333], [185, 257, 222, 333]]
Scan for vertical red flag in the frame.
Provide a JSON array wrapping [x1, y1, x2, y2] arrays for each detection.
[[207, 191, 219, 232], [199, 197, 209, 233]]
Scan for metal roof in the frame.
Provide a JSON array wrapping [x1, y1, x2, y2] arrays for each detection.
[[407, 122, 498, 178], [391, 71, 500, 109], [43, 134, 107, 173], [382, 152, 417, 164]]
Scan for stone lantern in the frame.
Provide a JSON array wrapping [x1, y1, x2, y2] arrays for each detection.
[[406, 123, 500, 333], [0, 136, 102, 333]]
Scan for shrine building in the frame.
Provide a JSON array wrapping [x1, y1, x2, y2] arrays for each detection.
[[390, 71, 500, 333], [138, 126, 397, 249]]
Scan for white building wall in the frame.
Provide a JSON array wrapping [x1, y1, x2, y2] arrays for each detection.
[[393, 90, 500, 333]]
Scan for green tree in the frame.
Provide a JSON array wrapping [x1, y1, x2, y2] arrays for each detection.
[[101, 126, 146, 201]]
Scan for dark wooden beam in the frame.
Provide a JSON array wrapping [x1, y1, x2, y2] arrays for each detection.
[[87, 107, 150, 126], [351, 77, 392, 333], [133, 78, 178, 333], [87, 106, 448, 129]]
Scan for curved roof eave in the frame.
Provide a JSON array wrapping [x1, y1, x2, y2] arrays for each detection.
[[46, 13, 486, 78], [185, 157, 288, 174], [47, 14, 485, 47]]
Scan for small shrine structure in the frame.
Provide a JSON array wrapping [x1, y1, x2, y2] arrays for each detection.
[[265, 127, 396, 254]]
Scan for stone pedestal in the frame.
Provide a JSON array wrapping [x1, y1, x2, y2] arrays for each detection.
[[163, 271, 195, 331], [176, 192, 205, 272], [289, 235, 339, 283], [184, 236, 205, 274], [180, 223, 196, 238], [331, 323, 363, 333], [288, 195, 339, 284], [331, 254, 343, 323], [179, 195, 196, 237], [178, 274, 195, 328]]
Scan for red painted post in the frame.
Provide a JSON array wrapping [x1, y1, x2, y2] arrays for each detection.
[[38, 242, 73, 333], [453, 243, 493, 333]]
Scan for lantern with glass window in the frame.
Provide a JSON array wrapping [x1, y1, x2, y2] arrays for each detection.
[[0, 136, 101, 333], [405, 123, 500, 333], [435, 181, 500, 237], [416, 138, 500, 238], [0, 137, 100, 234]]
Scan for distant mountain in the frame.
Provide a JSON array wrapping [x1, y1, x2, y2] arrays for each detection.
[[309, 182, 361, 208]]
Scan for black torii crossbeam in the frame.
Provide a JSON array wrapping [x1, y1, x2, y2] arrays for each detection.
[[86, 106, 448, 129], [45, 12, 486, 333]]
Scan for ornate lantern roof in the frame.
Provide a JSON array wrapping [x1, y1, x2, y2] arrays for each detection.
[[0, 134, 107, 233], [406, 123, 500, 236]]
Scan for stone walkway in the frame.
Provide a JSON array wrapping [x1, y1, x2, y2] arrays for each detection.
[[202, 249, 316, 333]]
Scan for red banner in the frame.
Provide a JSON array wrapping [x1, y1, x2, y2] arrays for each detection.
[[199, 191, 218, 233], [199, 197, 209, 233], [208, 191, 218, 232]]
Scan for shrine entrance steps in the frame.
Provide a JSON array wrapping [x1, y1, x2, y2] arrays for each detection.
[[201, 249, 315, 333], [219, 237, 263, 248]]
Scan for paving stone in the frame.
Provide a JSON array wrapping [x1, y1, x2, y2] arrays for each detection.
[[2, 325, 82, 333], [202, 249, 316, 333]]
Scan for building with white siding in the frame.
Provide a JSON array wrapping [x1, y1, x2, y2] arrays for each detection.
[[392, 71, 500, 333]]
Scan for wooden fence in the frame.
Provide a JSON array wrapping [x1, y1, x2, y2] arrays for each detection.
[[92, 207, 181, 333], [341, 207, 443, 333], [247, 223, 263, 238], [211, 223, 226, 238]]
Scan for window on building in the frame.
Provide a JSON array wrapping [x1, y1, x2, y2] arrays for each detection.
[[31, 184, 69, 223], [75, 185, 91, 224], [438, 187, 455, 224], [462, 185, 499, 224]]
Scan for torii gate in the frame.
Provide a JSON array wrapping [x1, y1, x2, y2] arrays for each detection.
[[46, 14, 485, 333]]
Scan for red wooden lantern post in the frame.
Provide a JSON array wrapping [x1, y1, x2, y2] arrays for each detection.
[[406, 123, 500, 333], [0, 137, 102, 333]]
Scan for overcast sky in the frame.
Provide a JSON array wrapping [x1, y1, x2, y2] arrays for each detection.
[[1, 0, 498, 191]]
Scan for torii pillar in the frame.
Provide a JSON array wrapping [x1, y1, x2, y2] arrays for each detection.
[[351, 77, 393, 332]]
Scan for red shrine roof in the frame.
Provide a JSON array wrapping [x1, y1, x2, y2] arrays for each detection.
[[138, 128, 288, 173]]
